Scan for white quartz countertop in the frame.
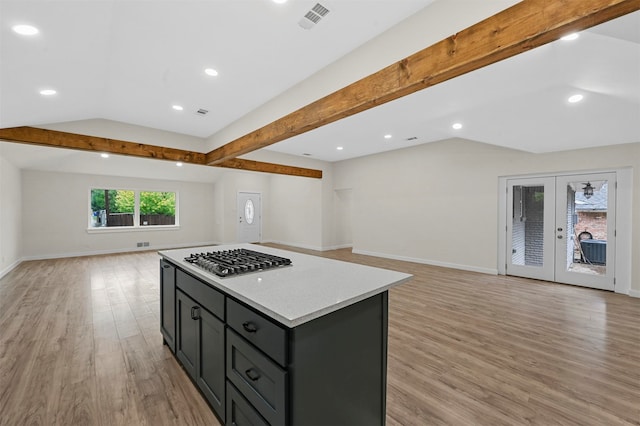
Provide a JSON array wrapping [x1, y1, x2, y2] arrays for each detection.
[[158, 244, 412, 328]]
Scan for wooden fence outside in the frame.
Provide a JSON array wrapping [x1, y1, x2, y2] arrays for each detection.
[[106, 213, 175, 226]]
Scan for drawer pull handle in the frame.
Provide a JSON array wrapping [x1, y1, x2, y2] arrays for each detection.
[[190, 306, 201, 320], [242, 322, 258, 333], [245, 368, 261, 381]]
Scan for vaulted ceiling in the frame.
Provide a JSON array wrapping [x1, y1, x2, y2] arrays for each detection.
[[0, 0, 436, 138], [1, 0, 639, 180], [270, 10, 640, 161]]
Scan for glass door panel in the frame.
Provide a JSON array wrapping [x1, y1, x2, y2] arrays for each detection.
[[555, 173, 616, 290], [506, 177, 555, 281]]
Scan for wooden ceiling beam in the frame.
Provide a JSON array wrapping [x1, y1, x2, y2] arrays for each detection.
[[0, 126, 206, 163], [0, 126, 323, 178], [217, 158, 322, 179], [205, 0, 640, 165]]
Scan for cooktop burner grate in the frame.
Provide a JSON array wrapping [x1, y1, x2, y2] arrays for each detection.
[[184, 248, 292, 277]]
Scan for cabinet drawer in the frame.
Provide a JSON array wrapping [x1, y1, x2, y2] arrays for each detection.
[[176, 269, 224, 320], [227, 298, 287, 366], [227, 329, 287, 426], [226, 381, 270, 426]]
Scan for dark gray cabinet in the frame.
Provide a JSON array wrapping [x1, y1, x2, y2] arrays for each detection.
[[197, 305, 226, 416], [160, 259, 176, 352], [226, 381, 269, 426], [164, 260, 388, 426], [225, 292, 388, 426], [175, 271, 226, 421], [226, 328, 287, 426], [176, 290, 198, 377]]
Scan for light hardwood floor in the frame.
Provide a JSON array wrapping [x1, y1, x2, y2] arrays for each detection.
[[0, 245, 638, 425]]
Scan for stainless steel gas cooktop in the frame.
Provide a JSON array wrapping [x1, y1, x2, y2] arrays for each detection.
[[184, 248, 292, 277]]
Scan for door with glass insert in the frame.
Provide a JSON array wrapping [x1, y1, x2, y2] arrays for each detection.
[[554, 173, 616, 290], [506, 177, 556, 281], [237, 192, 261, 243], [506, 173, 616, 290]]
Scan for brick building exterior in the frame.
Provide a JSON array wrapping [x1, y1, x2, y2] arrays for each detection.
[[576, 211, 607, 240]]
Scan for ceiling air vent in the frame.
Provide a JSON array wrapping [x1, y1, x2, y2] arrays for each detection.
[[196, 108, 208, 115], [298, 3, 330, 30]]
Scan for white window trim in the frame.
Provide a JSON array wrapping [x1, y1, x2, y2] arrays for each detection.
[[88, 188, 179, 232], [87, 225, 180, 234]]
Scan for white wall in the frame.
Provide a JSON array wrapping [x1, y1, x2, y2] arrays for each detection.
[[21, 170, 217, 259], [268, 174, 324, 250], [245, 150, 334, 250], [213, 150, 332, 251], [333, 139, 640, 292], [7, 146, 333, 261], [0, 154, 22, 277], [7, 138, 638, 296], [214, 170, 271, 245], [333, 188, 354, 249]]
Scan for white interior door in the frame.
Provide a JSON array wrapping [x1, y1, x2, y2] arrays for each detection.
[[237, 192, 261, 243], [506, 173, 616, 290]]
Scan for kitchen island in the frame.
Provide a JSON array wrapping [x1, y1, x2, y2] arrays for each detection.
[[159, 244, 412, 426]]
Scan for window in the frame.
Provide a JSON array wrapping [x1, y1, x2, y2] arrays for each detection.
[[140, 191, 176, 226], [90, 188, 177, 229], [244, 199, 255, 225]]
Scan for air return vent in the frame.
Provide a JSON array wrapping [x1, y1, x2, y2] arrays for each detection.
[[299, 3, 330, 30]]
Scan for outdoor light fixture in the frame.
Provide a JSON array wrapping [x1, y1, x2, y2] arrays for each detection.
[[582, 182, 594, 199]]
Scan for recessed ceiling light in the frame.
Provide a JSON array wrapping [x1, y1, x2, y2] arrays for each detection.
[[272, 0, 288, 3], [176, 162, 183, 167], [568, 94, 584, 103], [12, 24, 39, 36], [336, 146, 344, 151], [561, 33, 579, 41], [101, 153, 109, 159], [384, 134, 392, 139], [452, 123, 463, 130], [172, 105, 184, 111], [39, 89, 57, 96], [204, 68, 218, 77]]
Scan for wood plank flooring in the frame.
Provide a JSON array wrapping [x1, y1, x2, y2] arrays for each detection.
[[0, 245, 638, 425]]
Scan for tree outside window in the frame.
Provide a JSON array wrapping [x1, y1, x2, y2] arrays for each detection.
[[90, 189, 176, 228], [140, 191, 176, 225]]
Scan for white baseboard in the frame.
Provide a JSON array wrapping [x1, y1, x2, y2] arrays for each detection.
[[629, 289, 640, 298], [352, 249, 498, 275], [326, 243, 354, 250], [0, 259, 22, 280], [20, 241, 219, 262], [261, 240, 326, 252]]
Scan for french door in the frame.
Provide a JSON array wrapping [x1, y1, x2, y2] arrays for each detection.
[[506, 173, 616, 291]]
